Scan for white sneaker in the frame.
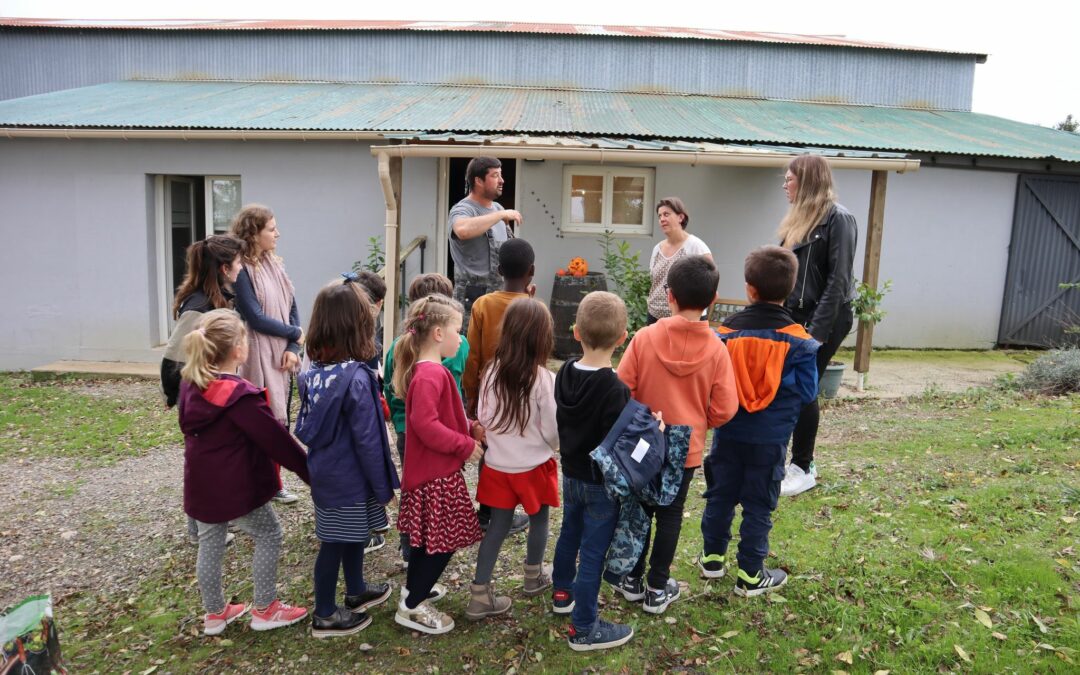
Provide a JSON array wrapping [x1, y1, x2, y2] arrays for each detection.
[[401, 583, 447, 604], [780, 463, 817, 497], [395, 599, 455, 635]]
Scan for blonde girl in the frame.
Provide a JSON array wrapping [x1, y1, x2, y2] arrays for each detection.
[[178, 309, 310, 636], [393, 295, 485, 635]]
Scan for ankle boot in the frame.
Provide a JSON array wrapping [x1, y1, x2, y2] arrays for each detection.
[[465, 583, 511, 621], [523, 563, 553, 597]]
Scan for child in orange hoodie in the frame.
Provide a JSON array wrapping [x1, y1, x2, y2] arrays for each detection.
[[611, 254, 738, 614]]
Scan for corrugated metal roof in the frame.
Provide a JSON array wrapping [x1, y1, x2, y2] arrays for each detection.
[[0, 18, 985, 57], [1, 81, 1076, 162]]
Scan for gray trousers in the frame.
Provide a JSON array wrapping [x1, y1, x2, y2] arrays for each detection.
[[473, 506, 550, 585], [196, 503, 282, 614]]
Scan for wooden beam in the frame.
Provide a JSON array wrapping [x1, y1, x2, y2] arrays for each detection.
[[854, 170, 887, 376], [388, 155, 403, 338]]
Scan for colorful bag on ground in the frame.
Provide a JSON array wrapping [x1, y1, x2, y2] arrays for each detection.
[[0, 595, 67, 675]]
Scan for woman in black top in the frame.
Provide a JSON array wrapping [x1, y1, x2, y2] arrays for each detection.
[[778, 155, 857, 497]]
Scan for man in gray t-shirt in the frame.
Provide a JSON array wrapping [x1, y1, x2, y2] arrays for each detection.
[[448, 156, 523, 331]]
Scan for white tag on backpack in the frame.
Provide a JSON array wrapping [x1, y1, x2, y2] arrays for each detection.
[[631, 438, 650, 463]]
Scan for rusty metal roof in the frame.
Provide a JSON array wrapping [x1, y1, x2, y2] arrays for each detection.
[[1, 80, 1076, 162], [0, 18, 985, 56]]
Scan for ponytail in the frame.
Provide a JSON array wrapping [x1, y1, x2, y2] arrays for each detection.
[[173, 235, 244, 318], [181, 309, 247, 390], [391, 294, 463, 399]]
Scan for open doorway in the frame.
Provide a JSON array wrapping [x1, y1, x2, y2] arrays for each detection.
[[445, 157, 517, 281]]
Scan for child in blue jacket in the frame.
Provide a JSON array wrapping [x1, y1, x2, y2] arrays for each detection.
[[699, 246, 820, 596], [295, 280, 401, 637]]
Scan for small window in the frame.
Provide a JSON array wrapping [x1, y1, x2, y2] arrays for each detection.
[[561, 166, 654, 235], [205, 176, 242, 234]]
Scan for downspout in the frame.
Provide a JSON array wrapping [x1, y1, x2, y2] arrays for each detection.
[[377, 151, 399, 361]]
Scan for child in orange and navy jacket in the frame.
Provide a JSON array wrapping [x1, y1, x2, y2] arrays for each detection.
[[699, 246, 820, 596], [611, 254, 739, 615]]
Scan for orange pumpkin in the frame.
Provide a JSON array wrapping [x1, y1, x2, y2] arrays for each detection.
[[568, 257, 589, 277], [556, 268, 567, 276]]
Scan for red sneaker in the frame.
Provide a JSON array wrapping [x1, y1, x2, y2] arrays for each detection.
[[250, 599, 308, 631], [203, 603, 248, 636]]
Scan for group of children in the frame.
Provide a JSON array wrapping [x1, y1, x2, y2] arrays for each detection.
[[176, 234, 820, 650]]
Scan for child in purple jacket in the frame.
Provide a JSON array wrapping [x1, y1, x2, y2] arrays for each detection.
[[178, 309, 311, 636], [295, 281, 401, 638]]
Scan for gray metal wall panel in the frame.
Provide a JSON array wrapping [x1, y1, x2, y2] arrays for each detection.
[[999, 175, 1080, 346], [0, 30, 976, 110]]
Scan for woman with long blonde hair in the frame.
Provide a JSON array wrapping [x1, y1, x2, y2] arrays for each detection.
[[777, 155, 857, 497]]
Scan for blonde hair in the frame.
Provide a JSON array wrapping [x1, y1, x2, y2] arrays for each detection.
[[229, 204, 276, 264], [575, 291, 628, 350], [180, 309, 248, 390], [778, 155, 837, 248], [391, 295, 463, 399]]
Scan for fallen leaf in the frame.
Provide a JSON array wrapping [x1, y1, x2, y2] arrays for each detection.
[[664, 616, 677, 625], [991, 632, 1007, 641], [1062, 516, 1077, 524], [358, 643, 374, 652], [954, 644, 971, 663], [1031, 612, 1049, 634], [768, 593, 787, 603], [835, 651, 854, 665], [832, 671, 849, 675], [1036, 643, 1056, 651], [873, 671, 891, 675], [720, 630, 740, 639], [218, 639, 233, 647], [974, 608, 993, 629], [1056, 558, 1072, 567], [139, 668, 158, 675]]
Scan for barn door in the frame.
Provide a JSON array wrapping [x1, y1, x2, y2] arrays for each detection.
[[998, 175, 1080, 347]]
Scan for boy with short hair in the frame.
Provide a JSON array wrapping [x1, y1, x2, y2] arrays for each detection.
[[699, 246, 820, 596], [611, 254, 739, 614], [352, 270, 387, 373], [551, 291, 634, 651], [462, 237, 536, 417]]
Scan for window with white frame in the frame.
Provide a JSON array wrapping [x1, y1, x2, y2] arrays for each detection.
[[205, 176, 242, 234], [561, 165, 654, 235]]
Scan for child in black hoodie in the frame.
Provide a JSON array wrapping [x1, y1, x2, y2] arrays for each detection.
[[550, 291, 634, 651]]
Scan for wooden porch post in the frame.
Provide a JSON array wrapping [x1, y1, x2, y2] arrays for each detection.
[[853, 169, 887, 389], [378, 152, 404, 360]]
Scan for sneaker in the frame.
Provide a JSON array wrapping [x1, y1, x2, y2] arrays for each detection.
[[372, 523, 391, 535], [779, 462, 817, 497], [642, 578, 681, 614], [311, 606, 371, 638], [189, 532, 235, 547], [604, 572, 646, 602], [697, 552, 727, 579], [250, 599, 308, 631], [567, 619, 634, 652], [734, 566, 788, 597], [508, 511, 529, 535], [364, 533, 386, 554], [401, 583, 447, 605], [203, 603, 248, 636], [273, 489, 299, 505], [344, 582, 392, 613], [551, 589, 575, 615], [395, 599, 454, 635]]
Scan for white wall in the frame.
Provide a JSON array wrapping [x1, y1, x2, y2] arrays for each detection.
[[516, 160, 1016, 349], [0, 138, 428, 369], [0, 140, 1019, 370]]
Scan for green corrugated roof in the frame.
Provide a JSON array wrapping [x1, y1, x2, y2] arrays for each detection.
[[2, 80, 1078, 163]]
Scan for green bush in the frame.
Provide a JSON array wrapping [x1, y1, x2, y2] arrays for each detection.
[[598, 230, 651, 338], [1014, 348, 1080, 395]]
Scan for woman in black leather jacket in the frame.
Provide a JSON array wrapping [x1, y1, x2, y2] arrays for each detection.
[[778, 155, 857, 497]]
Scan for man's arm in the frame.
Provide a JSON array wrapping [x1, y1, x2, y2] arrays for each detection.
[[451, 209, 523, 240]]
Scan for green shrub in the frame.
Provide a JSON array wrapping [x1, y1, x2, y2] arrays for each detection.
[[1014, 348, 1080, 395], [598, 230, 651, 338]]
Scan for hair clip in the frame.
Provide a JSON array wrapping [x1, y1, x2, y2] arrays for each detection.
[[407, 327, 417, 335], [341, 271, 359, 284], [416, 313, 426, 321]]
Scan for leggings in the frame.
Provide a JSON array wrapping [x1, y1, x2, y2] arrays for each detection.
[[404, 546, 454, 609], [473, 506, 549, 585], [196, 503, 282, 614], [790, 304, 853, 471], [313, 542, 366, 618]]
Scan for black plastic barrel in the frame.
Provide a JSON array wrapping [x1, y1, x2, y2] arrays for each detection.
[[550, 272, 608, 359]]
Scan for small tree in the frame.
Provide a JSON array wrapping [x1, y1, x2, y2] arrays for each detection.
[[598, 230, 651, 340], [353, 236, 385, 274], [1055, 114, 1078, 133]]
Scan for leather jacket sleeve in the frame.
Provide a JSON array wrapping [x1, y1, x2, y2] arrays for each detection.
[[807, 207, 857, 342]]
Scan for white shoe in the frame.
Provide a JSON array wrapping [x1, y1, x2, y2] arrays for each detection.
[[780, 463, 817, 497], [395, 599, 455, 635], [401, 583, 447, 604]]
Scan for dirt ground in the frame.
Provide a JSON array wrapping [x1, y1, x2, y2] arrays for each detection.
[[0, 352, 1031, 610]]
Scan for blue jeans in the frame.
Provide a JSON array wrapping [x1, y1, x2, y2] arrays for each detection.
[[700, 440, 785, 573], [552, 476, 618, 631]]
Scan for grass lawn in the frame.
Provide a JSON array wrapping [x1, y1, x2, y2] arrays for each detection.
[[4, 374, 1077, 673]]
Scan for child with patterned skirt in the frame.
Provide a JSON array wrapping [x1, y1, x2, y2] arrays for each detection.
[[392, 295, 485, 634]]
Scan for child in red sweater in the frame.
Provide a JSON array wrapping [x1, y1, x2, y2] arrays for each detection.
[[391, 294, 485, 634]]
